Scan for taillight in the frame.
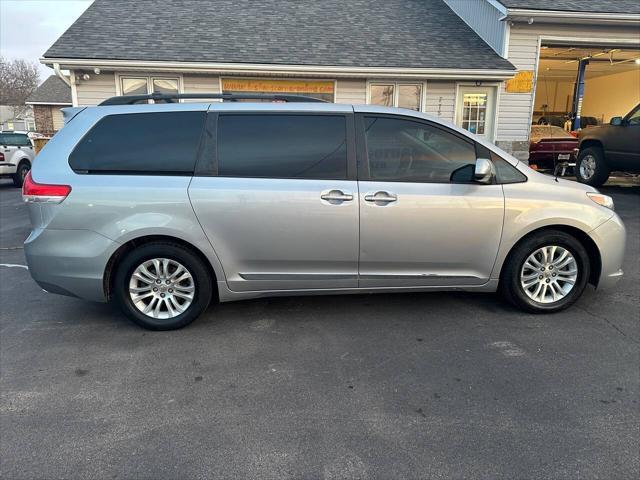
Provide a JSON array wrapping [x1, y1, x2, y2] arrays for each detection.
[[22, 171, 71, 204], [0, 152, 4, 162]]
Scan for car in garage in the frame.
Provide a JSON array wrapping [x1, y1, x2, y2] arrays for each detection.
[[529, 125, 579, 171], [576, 104, 640, 186]]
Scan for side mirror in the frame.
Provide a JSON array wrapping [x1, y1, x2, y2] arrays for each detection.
[[610, 116, 623, 126], [474, 158, 494, 184]]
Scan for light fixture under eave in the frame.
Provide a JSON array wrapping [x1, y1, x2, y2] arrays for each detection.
[[635, 58, 640, 65]]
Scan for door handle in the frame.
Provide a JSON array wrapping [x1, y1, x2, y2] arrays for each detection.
[[364, 191, 398, 204], [321, 189, 354, 203]]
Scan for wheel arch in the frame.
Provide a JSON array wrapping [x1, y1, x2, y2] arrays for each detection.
[[578, 139, 604, 153], [103, 234, 219, 301], [498, 225, 602, 287]]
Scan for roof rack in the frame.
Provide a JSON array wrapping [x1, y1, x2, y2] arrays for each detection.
[[99, 92, 327, 106]]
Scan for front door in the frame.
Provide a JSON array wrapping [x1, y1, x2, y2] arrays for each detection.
[[189, 111, 359, 292], [356, 114, 504, 288], [456, 86, 496, 141], [606, 105, 640, 169]]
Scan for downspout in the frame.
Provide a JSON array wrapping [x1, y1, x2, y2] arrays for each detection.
[[53, 63, 71, 87]]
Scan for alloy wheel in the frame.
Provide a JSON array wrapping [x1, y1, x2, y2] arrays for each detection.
[[520, 246, 578, 304], [579, 155, 596, 180], [128, 258, 195, 319]]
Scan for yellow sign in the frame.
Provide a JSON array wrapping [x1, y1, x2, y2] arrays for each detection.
[[505, 70, 534, 93], [222, 78, 334, 94]]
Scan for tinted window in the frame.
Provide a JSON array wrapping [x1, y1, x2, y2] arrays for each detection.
[[69, 112, 205, 174], [217, 115, 347, 179], [491, 152, 527, 184], [0, 133, 31, 147], [363, 116, 476, 183]]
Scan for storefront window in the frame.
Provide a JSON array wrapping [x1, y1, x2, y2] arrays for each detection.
[[370, 84, 395, 107], [121, 77, 148, 95], [398, 84, 422, 111], [121, 76, 180, 102], [369, 83, 422, 111]]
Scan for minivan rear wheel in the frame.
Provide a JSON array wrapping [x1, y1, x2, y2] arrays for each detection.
[[114, 242, 213, 330], [500, 231, 590, 313]]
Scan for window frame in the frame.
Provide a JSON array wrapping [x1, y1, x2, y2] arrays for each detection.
[[355, 113, 484, 184], [194, 111, 357, 181], [367, 81, 425, 112]]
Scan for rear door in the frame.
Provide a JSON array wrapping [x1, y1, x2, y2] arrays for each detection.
[[189, 105, 359, 292], [356, 112, 504, 288]]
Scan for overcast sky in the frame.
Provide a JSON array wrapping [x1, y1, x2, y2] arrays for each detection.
[[1, 0, 94, 82]]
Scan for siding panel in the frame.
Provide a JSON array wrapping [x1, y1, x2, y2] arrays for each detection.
[[51, 107, 65, 130], [425, 81, 456, 122], [443, 0, 506, 55], [75, 72, 116, 106], [183, 75, 220, 101], [335, 79, 366, 104]]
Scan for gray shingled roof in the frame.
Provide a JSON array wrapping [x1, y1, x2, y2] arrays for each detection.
[[25, 75, 72, 105], [498, 0, 640, 14], [44, 0, 515, 71]]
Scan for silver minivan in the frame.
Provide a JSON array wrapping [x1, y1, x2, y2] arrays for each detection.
[[23, 93, 625, 330]]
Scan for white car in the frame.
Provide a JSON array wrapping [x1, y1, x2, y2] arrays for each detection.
[[0, 131, 35, 187]]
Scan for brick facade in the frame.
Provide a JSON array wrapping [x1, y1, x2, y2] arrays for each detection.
[[33, 105, 54, 135]]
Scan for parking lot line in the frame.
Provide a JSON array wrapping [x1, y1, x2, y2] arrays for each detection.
[[0, 263, 28, 269]]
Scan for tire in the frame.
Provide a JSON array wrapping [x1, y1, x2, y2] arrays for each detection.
[[576, 147, 609, 187], [500, 230, 590, 313], [113, 242, 213, 330], [12, 161, 31, 188]]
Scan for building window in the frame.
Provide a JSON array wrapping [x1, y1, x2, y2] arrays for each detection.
[[26, 121, 36, 131], [221, 78, 334, 102], [369, 83, 423, 111], [120, 76, 180, 102], [460, 93, 487, 135]]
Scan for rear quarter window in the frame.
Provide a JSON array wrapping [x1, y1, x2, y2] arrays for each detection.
[[69, 111, 205, 174]]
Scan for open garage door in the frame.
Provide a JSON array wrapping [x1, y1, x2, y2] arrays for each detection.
[[529, 44, 640, 172]]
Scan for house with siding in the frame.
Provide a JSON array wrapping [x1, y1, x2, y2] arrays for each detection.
[[25, 75, 72, 135], [40, 0, 639, 160]]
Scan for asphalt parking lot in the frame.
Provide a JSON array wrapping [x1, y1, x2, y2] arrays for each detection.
[[1, 179, 638, 480]]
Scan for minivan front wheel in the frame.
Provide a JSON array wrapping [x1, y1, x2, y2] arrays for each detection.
[[501, 231, 590, 313], [114, 242, 213, 330]]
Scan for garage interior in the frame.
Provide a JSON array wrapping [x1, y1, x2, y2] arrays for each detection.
[[534, 44, 640, 129]]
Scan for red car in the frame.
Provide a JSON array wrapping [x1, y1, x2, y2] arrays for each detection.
[[529, 125, 579, 170]]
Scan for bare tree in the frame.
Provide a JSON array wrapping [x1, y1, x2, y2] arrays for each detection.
[[0, 56, 40, 119]]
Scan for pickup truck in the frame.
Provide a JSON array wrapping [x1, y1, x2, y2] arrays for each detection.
[[576, 104, 640, 186], [0, 131, 35, 187]]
